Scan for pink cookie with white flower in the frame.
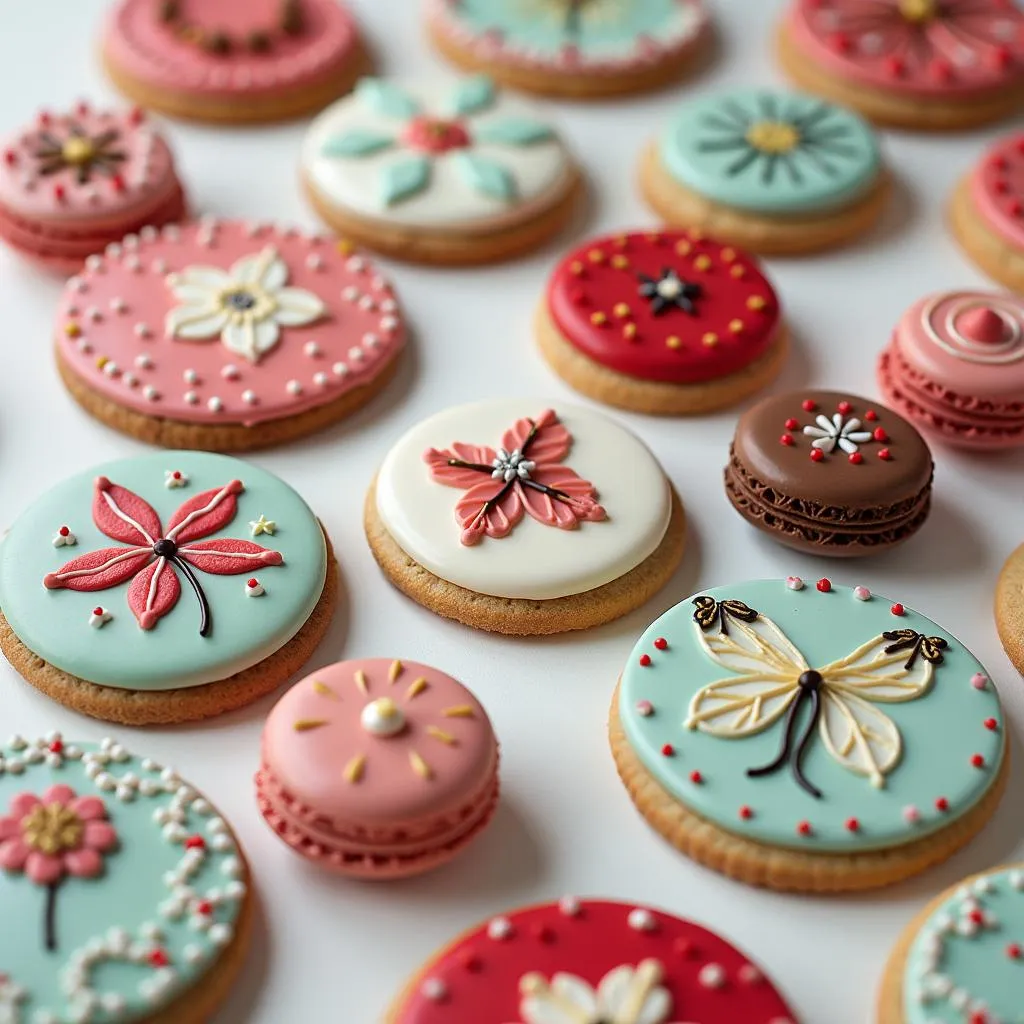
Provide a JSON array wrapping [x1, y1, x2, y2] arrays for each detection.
[[54, 218, 406, 451], [0, 102, 186, 274]]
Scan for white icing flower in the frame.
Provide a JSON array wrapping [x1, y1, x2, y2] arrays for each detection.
[[491, 448, 535, 483], [164, 247, 325, 363], [164, 469, 188, 489], [52, 526, 76, 547], [803, 413, 873, 455]]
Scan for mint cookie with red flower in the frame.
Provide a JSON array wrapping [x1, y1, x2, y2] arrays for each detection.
[[0, 733, 252, 1022], [611, 579, 1008, 893], [365, 399, 685, 635], [0, 451, 337, 724], [537, 230, 787, 415]]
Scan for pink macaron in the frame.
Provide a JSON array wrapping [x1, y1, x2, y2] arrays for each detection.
[[878, 289, 1024, 450], [0, 102, 186, 274], [256, 658, 499, 879]]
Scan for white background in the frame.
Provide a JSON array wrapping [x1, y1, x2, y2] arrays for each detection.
[[1, 2, 1023, 1021]]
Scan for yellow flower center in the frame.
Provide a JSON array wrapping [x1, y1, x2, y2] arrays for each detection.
[[22, 804, 83, 856], [745, 121, 801, 154], [898, 0, 936, 23], [61, 136, 96, 167], [371, 697, 400, 720]]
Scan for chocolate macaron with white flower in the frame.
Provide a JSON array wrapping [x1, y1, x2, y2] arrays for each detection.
[[726, 390, 933, 556]]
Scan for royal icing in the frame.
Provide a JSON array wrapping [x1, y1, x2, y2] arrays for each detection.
[[303, 78, 574, 229], [970, 130, 1024, 250], [53, 220, 405, 427], [375, 400, 671, 601], [389, 899, 797, 1023], [619, 580, 1005, 852], [546, 230, 782, 385], [786, 0, 1024, 98], [660, 88, 881, 215], [0, 452, 327, 692], [0, 735, 246, 1023]]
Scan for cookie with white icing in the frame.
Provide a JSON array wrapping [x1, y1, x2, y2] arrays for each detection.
[[301, 77, 583, 264], [365, 399, 686, 634]]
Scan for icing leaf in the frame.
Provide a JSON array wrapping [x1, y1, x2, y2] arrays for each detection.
[[452, 152, 517, 201], [380, 156, 432, 206], [523, 468, 605, 530], [447, 75, 496, 117], [424, 443, 500, 488], [221, 318, 280, 363], [93, 477, 162, 546], [356, 78, 420, 120], [455, 480, 525, 546], [127, 557, 181, 631], [473, 117, 555, 146], [320, 130, 396, 158], [501, 409, 568, 465], [165, 481, 244, 543], [274, 287, 327, 327], [177, 539, 285, 575], [819, 691, 902, 787], [43, 547, 152, 592]]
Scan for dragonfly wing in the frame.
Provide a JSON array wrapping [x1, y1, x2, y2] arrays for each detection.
[[818, 690, 903, 787], [686, 676, 800, 737], [695, 613, 809, 677], [820, 634, 935, 704]]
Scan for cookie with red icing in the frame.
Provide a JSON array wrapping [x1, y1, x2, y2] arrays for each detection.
[[53, 218, 406, 451], [385, 898, 799, 1022], [536, 229, 787, 415], [778, 0, 1024, 129], [0, 102, 186, 274], [101, 0, 370, 124]]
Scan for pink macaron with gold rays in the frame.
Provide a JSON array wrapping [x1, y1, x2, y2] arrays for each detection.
[[877, 289, 1024, 450], [256, 658, 499, 879]]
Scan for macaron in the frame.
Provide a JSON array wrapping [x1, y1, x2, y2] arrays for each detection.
[[536, 229, 787, 415], [257, 659, 499, 879], [778, 0, 1024, 130], [102, 0, 370, 124], [0, 103, 186, 274], [385, 898, 799, 1023], [726, 390, 934, 556], [878, 290, 1024, 449], [640, 87, 889, 254]]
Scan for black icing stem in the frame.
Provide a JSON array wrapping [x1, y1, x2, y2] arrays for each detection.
[[170, 555, 211, 638]]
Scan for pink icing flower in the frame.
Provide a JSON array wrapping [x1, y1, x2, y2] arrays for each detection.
[[424, 409, 606, 547], [43, 477, 283, 636]]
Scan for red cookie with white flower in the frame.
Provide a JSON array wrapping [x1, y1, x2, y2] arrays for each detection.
[[53, 218, 406, 451], [536, 229, 787, 415], [385, 898, 799, 1023]]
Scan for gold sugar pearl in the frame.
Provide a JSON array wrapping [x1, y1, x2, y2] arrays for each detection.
[[721, 248, 737, 263], [675, 240, 692, 256], [666, 336, 682, 350], [590, 312, 608, 326], [611, 255, 630, 269], [570, 260, 584, 276], [731, 265, 747, 279], [64, 322, 81, 337], [335, 239, 354, 256], [702, 332, 719, 347], [747, 296, 767, 311], [613, 303, 631, 318], [729, 319, 744, 334], [623, 323, 638, 340], [694, 255, 712, 271], [95, 356, 108, 369], [588, 249, 605, 264]]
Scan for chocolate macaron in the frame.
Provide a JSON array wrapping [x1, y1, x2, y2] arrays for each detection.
[[726, 390, 933, 556]]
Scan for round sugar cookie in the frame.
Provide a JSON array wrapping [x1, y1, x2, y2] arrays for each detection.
[[54, 219, 406, 451], [0, 451, 336, 725], [612, 579, 1008, 892], [995, 540, 1024, 676], [366, 400, 685, 635], [0, 733, 252, 1023]]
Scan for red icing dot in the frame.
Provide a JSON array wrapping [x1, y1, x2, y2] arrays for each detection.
[[801, 399, 817, 412], [639, 654, 652, 667], [885, 54, 906, 77], [112, 174, 126, 193], [845, 818, 860, 833], [401, 116, 471, 154], [569, 286, 587, 305], [816, 578, 831, 593], [674, 937, 696, 958], [890, 604, 905, 617], [971, 754, 986, 769], [935, 797, 950, 812], [654, 637, 668, 650], [929, 57, 953, 83], [984, 718, 999, 731], [848, 453, 863, 465], [196, 900, 213, 915], [59, 526, 70, 536], [247, 578, 259, 589], [990, 44, 1013, 69], [878, 448, 893, 461], [797, 821, 812, 837], [739, 805, 753, 820], [829, 31, 851, 53], [92, 606, 103, 617], [129, 106, 145, 126], [533, 924, 554, 943], [784, 418, 799, 430], [810, 449, 824, 463], [865, 410, 878, 421], [172, 471, 182, 479], [2, 149, 16, 167], [837, 401, 853, 415], [54, 184, 66, 202], [780, 433, 795, 447], [1008, 943, 1023, 960], [661, 744, 675, 757], [184, 835, 206, 850], [149, 949, 170, 967], [969, 909, 985, 926], [49, 739, 64, 754], [689, 770, 703, 784], [873, 428, 888, 442]]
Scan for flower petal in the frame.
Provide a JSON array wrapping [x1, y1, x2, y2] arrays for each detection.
[[501, 409, 569, 466], [519, 997, 578, 1024], [230, 247, 288, 291], [8, 794, 40, 819], [43, 547, 153, 592], [446, 75, 496, 116], [454, 479, 524, 546], [63, 847, 103, 878], [0, 837, 31, 872], [82, 821, 118, 853], [356, 78, 420, 120], [473, 117, 555, 146], [520, 469, 605, 530], [551, 973, 599, 1012], [92, 477, 163, 545], [380, 156, 431, 206], [25, 851, 64, 885], [423, 445, 499, 488], [165, 303, 230, 341], [221, 316, 280, 362], [273, 286, 326, 327], [451, 151, 517, 201], [0, 816, 21, 841], [170, 265, 231, 290], [169, 282, 219, 305], [596, 965, 634, 1014], [70, 797, 107, 822], [42, 785, 75, 807], [321, 130, 395, 158], [179, 539, 284, 575], [165, 480, 244, 543], [637, 987, 673, 1024], [127, 557, 181, 631]]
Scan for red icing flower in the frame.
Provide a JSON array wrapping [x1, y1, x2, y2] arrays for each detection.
[[43, 477, 283, 635], [424, 410, 606, 547], [401, 116, 472, 154]]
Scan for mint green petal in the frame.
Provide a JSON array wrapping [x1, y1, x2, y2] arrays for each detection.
[[356, 78, 420, 120], [453, 152, 517, 202], [380, 156, 432, 206], [321, 130, 395, 158], [473, 118, 555, 146], [447, 76, 496, 117]]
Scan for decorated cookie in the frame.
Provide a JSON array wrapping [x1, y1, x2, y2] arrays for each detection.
[[366, 399, 685, 634], [640, 87, 889, 254], [385, 898, 799, 1023], [0, 103, 186, 274], [726, 390, 934, 556], [0, 451, 336, 725], [877, 864, 1024, 1022], [53, 219, 406, 450], [426, 0, 712, 99], [611, 579, 1008, 893], [778, 0, 1024, 130], [878, 290, 1024, 449], [301, 77, 582, 265], [950, 130, 1024, 292], [537, 229, 787, 415], [996, 541, 1024, 678], [257, 658, 499, 878], [102, 0, 370, 124], [0, 734, 252, 1022]]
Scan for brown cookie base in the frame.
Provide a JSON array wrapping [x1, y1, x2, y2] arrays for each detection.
[[639, 141, 891, 255], [949, 174, 1024, 294], [364, 480, 686, 636], [0, 531, 338, 725], [609, 685, 1009, 894], [995, 542, 1024, 675], [535, 301, 789, 416]]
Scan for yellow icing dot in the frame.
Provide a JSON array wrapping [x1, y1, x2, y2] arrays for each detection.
[[61, 136, 95, 167], [746, 121, 800, 154], [613, 303, 631, 318], [335, 239, 354, 256], [721, 248, 737, 263], [702, 332, 719, 347], [95, 356, 108, 369], [623, 323, 638, 340], [570, 260, 584, 276], [899, 0, 936, 22], [747, 296, 767, 311], [729, 319, 745, 334], [675, 240, 692, 256], [666, 336, 682, 350], [588, 249, 605, 264], [590, 312, 608, 326], [64, 322, 81, 337], [694, 255, 712, 271], [731, 265, 747, 279], [611, 255, 630, 269]]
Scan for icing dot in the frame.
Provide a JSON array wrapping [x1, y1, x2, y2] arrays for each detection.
[[221, 364, 240, 380], [854, 586, 871, 601], [183, 369, 199, 385], [487, 917, 513, 941], [816, 578, 831, 593], [1008, 943, 1022, 960], [689, 770, 704, 784], [661, 744, 675, 757], [639, 654, 652, 667], [786, 576, 804, 591], [739, 964, 762, 985], [971, 673, 989, 690], [845, 817, 860, 832], [559, 896, 581, 916], [780, 433, 795, 446], [653, 637, 668, 650], [699, 963, 726, 989], [636, 700, 654, 717], [970, 754, 986, 769], [287, 380, 303, 396], [891, 603, 906, 616], [627, 908, 656, 932], [984, 718, 998, 731], [848, 452, 863, 465], [801, 399, 817, 412], [207, 397, 223, 412], [903, 806, 921, 824], [313, 372, 329, 387], [739, 805, 753, 820], [304, 341, 321, 357], [421, 979, 447, 1002], [810, 449, 825, 463], [360, 697, 406, 737], [935, 797, 950, 812], [242, 390, 258, 405], [797, 820, 813, 836]]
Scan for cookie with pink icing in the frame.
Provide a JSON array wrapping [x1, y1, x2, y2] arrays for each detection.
[[0, 102, 186, 274], [878, 290, 1024, 449], [53, 219, 406, 450], [256, 658, 499, 879], [102, 0, 370, 125], [779, 1, 1024, 129], [385, 899, 799, 1023]]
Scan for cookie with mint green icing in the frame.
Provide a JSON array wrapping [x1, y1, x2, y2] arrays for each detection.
[[0, 734, 251, 1023], [0, 451, 337, 725], [640, 88, 889, 255], [611, 578, 1007, 893]]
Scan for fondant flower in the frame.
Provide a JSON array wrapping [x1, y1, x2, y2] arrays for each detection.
[[164, 246, 326, 363], [424, 409, 606, 547], [44, 477, 283, 637], [803, 411, 873, 454], [321, 77, 555, 206]]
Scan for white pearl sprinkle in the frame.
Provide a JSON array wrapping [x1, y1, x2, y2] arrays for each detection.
[[487, 917, 513, 940], [304, 341, 321, 357], [184, 391, 198, 405], [559, 896, 581, 916], [144, 386, 160, 401], [332, 362, 348, 377], [627, 908, 656, 932], [135, 353, 153, 369], [207, 397, 223, 412], [699, 963, 726, 989], [313, 372, 329, 387], [221, 364, 240, 380], [421, 979, 447, 1002], [286, 380, 302, 396], [341, 286, 360, 302], [85, 255, 103, 272], [183, 368, 199, 384], [109, 297, 127, 313], [242, 390, 257, 405]]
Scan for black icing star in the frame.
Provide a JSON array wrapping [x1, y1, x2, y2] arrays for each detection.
[[638, 269, 702, 316]]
